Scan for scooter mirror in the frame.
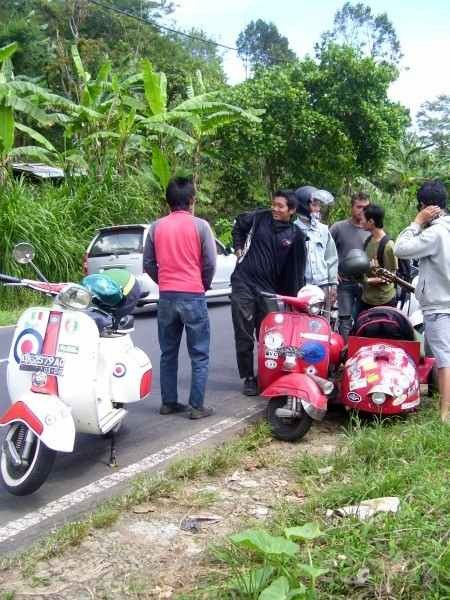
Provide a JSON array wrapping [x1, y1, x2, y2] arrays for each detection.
[[13, 242, 35, 265]]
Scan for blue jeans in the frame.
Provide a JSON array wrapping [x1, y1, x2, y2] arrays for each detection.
[[157, 293, 210, 409]]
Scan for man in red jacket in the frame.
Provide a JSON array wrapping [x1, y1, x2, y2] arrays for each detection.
[[143, 177, 217, 419]]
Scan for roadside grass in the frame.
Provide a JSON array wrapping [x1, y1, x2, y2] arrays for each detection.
[[0, 422, 270, 581], [190, 403, 450, 599], [0, 308, 22, 327]]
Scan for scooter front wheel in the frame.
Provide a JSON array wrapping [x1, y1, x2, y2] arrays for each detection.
[[266, 397, 313, 442], [0, 423, 56, 496]]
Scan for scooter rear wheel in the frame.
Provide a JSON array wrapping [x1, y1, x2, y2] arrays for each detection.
[[266, 397, 313, 442], [0, 423, 56, 496]]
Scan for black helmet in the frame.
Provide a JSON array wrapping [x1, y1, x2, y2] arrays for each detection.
[[340, 249, 370, 279], [295, 185, 317, 219]]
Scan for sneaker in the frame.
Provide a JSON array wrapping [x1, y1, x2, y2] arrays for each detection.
[[189, 406, 215, 420], [243, 376, 258, 396], [159, 403, 189, 415]]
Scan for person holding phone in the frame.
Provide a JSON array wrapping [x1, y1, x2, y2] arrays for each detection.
[[394, 180, 450, 422]]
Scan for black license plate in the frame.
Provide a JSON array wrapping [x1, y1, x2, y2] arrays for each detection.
[[19, 353, 65, 376]]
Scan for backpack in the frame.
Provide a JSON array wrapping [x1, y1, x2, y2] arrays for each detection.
[[364, 234, 413, 307]]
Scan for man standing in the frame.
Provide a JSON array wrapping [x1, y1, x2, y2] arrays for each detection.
[[294, 186, 338, 305], [394, 180, 450, 422], [231, 190, 306, 396], [330, 192, 370, 339], [143, 177, 217, 419], [358, 204, 398, 313]]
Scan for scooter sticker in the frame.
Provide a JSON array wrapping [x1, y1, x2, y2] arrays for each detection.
[[347, 391, 361, 403], [113, 362, 127, 378], [309, 320, 322, 332], [299, 341, 326, 364], [367, 373, 380, 384], [265, 350, 279, 359], [401, 398, 420, 410], [58, 343, 79, 355], [350, 377, 367, 390], [274, 314, 284, 324], [65, 319, 79, 334], [265, 359, 277, 370], [13, 328, 43, 364]]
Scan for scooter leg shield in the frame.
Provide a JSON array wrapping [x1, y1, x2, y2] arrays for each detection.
[[0, 394, 75, 452], [261, 373, 328, 421]]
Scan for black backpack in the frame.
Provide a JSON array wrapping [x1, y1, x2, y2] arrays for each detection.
[[363, 234, 413, 305]]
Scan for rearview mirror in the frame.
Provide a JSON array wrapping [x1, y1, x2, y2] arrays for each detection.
[[13, 242, 35, 265]]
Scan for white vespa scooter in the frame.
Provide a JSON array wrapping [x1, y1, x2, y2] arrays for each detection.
[[0, 244, 152, 495]]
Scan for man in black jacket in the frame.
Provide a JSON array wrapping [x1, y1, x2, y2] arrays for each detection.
[[231, 190, 306, 396]]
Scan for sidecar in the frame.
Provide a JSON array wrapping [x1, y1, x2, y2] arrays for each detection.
[[341, 307, 435, 414]]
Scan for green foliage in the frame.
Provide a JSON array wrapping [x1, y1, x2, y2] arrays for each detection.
[[236, 19, 297, 72], [417, 94, 450, 156], [318, 2, 402, 65]]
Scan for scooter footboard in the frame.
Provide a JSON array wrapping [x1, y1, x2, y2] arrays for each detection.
[[261, 373, 328, 420], [0, 394, 75, 452]]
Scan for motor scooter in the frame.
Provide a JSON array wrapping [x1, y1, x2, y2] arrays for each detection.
[[258, 285, 344, 441], [0, 243, 152, 495], [259, 268, 435, 441]]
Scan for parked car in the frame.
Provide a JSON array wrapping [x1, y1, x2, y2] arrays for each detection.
[[84, 224, 236, 308]]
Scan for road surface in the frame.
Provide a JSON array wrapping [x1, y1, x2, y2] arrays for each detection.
[[0, 301, 264, 553]]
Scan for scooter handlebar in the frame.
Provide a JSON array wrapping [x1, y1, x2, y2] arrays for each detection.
[[0, 273, 22, 285]]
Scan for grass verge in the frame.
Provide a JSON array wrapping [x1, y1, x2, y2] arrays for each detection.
[[192, 404, 450, 599], [0, 422, 270, 581]]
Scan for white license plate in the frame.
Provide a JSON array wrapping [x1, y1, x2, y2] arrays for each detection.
[[19, 353, 65, 376]]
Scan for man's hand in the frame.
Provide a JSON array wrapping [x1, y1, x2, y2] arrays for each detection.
[[235, 249, 243, 258], [329, 285, 337, 305], [414, 205, 441, 226]]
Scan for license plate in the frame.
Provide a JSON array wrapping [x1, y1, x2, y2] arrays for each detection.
[[19, 353, 65, 376]]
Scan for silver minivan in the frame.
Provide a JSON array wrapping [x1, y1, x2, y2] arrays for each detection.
[[84, 224, 236, 307]]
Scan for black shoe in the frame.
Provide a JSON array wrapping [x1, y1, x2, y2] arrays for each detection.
[[159, 403, 189, 415], [243, 377, 258, 396], [189, 406, 215, 420]]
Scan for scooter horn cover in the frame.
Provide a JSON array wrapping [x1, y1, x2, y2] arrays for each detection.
[[340, 249, 371, 279], [81, 274, 123, 307]]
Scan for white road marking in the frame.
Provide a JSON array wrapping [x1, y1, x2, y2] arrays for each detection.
[[0, 358, 8, 364], [0, 404, 263, 544]]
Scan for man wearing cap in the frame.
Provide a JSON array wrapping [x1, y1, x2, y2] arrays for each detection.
[[294, 186, 338, 306]]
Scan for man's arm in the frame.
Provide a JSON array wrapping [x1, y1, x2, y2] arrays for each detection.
[[232, 211, 256, 255], [325, 231, 339, 284], [394, 223, 437, 260], [142, 223, 159, 283], [197, 219, 217, 291]]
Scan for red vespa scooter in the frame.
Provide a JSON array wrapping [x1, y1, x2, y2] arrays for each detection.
[[258, 286, 344, 441]]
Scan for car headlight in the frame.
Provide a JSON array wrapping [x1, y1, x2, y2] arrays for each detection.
[[57, 284, 92, 310], [308, 302, 324, 315], [371, 391, 386, 405]]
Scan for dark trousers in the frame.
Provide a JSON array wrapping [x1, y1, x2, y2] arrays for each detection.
[[337, 281, 362, 340], [157, 293, 210, 409], [230, 287, 267, 379]]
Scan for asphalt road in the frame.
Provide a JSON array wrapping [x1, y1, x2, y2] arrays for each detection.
[[0, 301, 264, 554]]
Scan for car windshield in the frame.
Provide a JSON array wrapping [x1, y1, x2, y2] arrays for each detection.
[[89, 228, 144, 257]]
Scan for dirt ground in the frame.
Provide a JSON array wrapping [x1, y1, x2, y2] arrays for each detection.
[[0, 419, 343, 599]]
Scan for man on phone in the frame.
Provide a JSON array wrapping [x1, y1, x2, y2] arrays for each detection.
[[394, 180, 450, 422]]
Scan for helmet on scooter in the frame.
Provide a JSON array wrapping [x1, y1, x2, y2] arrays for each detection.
[[81, 274, 124, 307], [340, 249, 371, 279]]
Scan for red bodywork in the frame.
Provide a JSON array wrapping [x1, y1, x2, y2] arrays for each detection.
[[258, 310, 338, 420], [341, 336, 434, 414], [258, 295, 435, 420]]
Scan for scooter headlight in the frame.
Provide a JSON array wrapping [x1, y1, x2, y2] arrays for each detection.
[[57, 284, 92, 310], [371, 391, 386, 405], [307, 302, 323, 316]]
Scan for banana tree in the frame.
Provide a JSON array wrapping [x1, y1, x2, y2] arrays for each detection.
[[0, 42, 96, 180], [138, 61, 262, 187]]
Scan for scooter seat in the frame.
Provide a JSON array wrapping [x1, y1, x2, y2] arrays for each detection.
[[354, 306, 416, 342]]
